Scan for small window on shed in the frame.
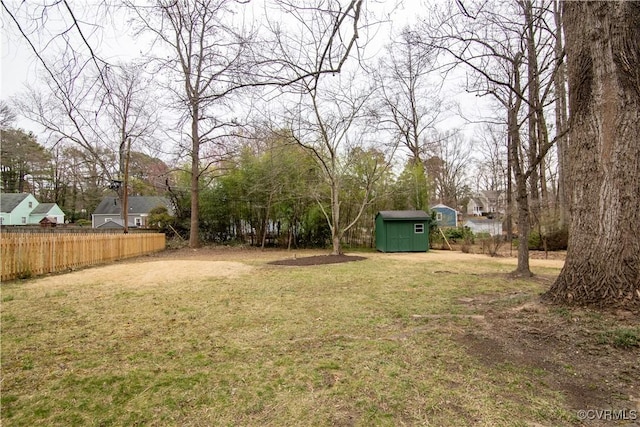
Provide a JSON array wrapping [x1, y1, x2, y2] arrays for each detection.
[[436, 212, 443, 221], [414, 223, 424, 234]]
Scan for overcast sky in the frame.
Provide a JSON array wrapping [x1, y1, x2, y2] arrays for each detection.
[[1, 1, 485, 141]]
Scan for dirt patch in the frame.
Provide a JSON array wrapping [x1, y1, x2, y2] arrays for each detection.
[[383, 250, 565, 269], [457, 299, 640, 426], [268, 254, 367, 266]]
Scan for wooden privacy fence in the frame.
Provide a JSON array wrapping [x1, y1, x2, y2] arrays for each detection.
[[1, 232, 166, 281]]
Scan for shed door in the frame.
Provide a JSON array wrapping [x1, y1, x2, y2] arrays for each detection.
[[387, 222, 412, 252]]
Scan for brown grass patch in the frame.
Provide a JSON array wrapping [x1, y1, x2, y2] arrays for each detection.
[[2, 248, 637, 427]]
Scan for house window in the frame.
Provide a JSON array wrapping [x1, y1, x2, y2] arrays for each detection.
[[135, 218, 142, 226], [21, 217, 27, 224], [414, 223, 424, 234], [436, 212, 443, 221], [28, 202, 33, 208]]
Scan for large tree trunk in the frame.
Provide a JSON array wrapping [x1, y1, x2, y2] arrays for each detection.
[[544, 2, 640, 308]]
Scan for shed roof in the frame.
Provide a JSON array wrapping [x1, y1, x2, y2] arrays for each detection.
[[0, 193, 30, 212], [376, 210, 430, 220], [430, 204, 457, 212]]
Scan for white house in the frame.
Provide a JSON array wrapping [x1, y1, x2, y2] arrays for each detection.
[[467, 190, 504, 216], [464, 218, 503, 236]]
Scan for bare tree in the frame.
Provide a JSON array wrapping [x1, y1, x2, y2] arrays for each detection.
[[4, 1, 159, 230], [284, 71, 392, 255], [103, 63, 160, 232], [425, 0, 566, 276], [128, 0, 255, 247], [544, 2, 640, 309], [129, 0, 367, 248], [474, 124, 508, 197], [50, 145, 112, 217], [257, 0, 365, 87], [259, 0, 397, 255], [15, 59, 159, 229], [0, 101, 17, 129], [377, 26, 443, 166], [424, 130, 473, 210]]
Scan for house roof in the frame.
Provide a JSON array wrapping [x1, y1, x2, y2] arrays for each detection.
[[0, 193, 30, 213], [95, 219, 137, 229], [430, 204, 457, 212], [93, 196, 171, 215], [30, 203, 56, 214], [377, 210, 430, 220], [481, 190, 499, 200]]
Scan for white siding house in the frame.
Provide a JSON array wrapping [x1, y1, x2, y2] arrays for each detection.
[[464, 218, 503, 236]]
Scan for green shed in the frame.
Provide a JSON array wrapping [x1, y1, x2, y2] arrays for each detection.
[[375, 210, 431, 253]]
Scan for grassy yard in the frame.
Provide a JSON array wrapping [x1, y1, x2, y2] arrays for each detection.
[[1, 249, 637, 426]]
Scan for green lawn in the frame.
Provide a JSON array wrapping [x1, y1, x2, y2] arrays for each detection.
[[1, 250, 574, 426]]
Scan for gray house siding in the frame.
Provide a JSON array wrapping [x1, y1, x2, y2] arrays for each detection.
[[92, 196, 172, 228]]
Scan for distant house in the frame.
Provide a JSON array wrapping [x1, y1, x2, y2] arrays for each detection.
[[467, 190, 503, 217], [0, 193, 65, 226], [464, 218, 503, 236], [467, 197, 485, 216], [430, 204, 458, 228], [30, 203, 65, 225], [91, 196, 173, 229]]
